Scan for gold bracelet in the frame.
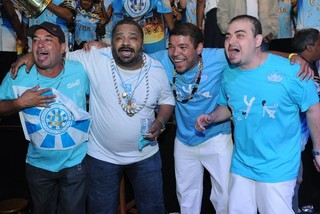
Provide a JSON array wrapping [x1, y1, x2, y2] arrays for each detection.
[[288, 53, 297, 60]]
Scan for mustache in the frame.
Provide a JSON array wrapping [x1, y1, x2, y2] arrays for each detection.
[[118, 46, 134, 52], [171, 56, 185, 61]]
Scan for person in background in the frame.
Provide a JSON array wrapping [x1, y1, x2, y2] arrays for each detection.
[[291, 28, 320, 213], [217, 0, 279, 51], [102, 0, 175, 53], [72, 0, 111, 50], [2, 0, 28, 53], [170, 0, 183, 25], [0, 22, 91, 214], [100, 0, 114, 44], [196, 0, 224, 48], [293, 28, 320, 76], [23, 0, 77, 51], [195, 15, 320, 214], [0, 0, 26, 80], [178, 0, 196, 25], [269, 0, 297, 53]]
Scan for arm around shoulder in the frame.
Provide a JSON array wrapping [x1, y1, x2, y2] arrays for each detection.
[[11, 52, 34, 78]]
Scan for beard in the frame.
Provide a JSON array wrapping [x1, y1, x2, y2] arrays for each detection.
[[111, 45, 143, 68]]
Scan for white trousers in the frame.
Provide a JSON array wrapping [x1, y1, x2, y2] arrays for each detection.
[[174, 134, 233, 214], [228, 173, 296, 214]]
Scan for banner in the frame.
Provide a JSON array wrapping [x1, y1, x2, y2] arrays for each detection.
[[13, 86, 91, 150]]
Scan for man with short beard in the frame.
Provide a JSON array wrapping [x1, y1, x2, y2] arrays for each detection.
[[68, 18, 175, 213], [151, 22, 232, 214]]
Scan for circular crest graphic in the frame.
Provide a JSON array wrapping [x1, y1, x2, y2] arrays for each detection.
[[40, 103, 73, 135], [124, 0, 151, 18]]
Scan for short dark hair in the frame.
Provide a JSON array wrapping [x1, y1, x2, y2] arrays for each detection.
[[169, 23, 203, 48], [111, 18, 144, 40], [229, 15, 262, 37], [292, 28, 319, 52]]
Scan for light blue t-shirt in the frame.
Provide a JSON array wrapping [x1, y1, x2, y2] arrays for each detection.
[[74, 8, 100, 46], [277, 0, 294, 39], [0, 59, 90, 172], [218, 53, 319, 182], [151, 48, 231, 146]]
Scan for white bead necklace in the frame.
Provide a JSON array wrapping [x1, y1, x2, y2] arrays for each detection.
[[111, 54, 149, 117]]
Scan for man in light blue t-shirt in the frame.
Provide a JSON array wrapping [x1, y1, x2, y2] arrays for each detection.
[[196, 15, 320, 214], [151, 22, 233, 214], [0, 22, 90, 214]]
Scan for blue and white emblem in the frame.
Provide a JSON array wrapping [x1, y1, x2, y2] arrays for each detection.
[[14, 86, 92, 150], [40, 103, 73, 135], [124, 0, 151, 18]]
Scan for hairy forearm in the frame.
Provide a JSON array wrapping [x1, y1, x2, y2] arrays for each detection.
[[307, 103, 320, 152], [0, 100, 23, 116], [210, 105, 231, 123]]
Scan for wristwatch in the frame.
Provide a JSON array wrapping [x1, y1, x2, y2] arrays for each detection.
[[155, 117, 166, 133], [312, 150, 320, 156]]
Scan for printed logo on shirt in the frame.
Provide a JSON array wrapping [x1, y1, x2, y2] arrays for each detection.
[[123, 0, 151, 18]]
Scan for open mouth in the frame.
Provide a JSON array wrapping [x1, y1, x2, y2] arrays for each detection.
[[172, 57, 185, 65], [228, 46, 240, 60], [37, 50, 49, 62], [119, 48, 134, 57]]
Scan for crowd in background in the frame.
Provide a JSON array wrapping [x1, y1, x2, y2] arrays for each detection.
[[2, 0, 319, 63], [0, 0, 320, 213], [0, 0, 317, 54]]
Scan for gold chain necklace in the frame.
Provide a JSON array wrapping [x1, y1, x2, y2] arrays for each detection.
[[111, 54, 149, 117], [172, 56, 203, 103]]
